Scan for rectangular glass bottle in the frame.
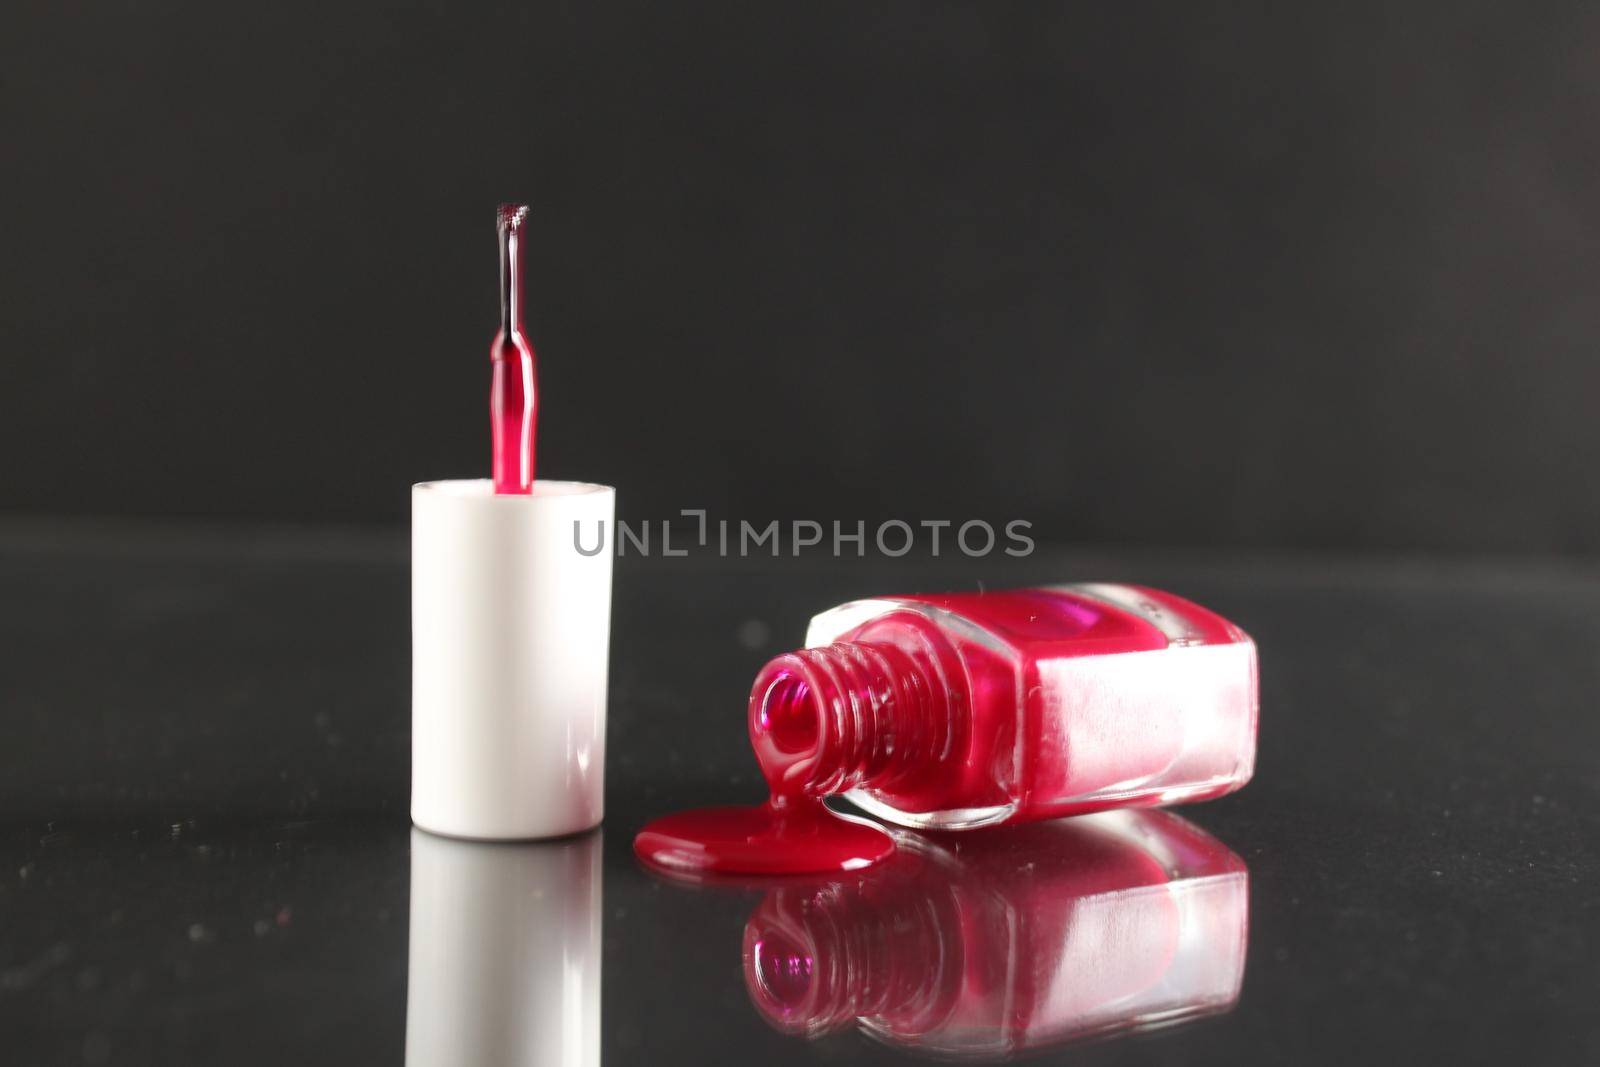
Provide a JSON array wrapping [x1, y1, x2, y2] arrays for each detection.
[[797, 584, 1258, 829]]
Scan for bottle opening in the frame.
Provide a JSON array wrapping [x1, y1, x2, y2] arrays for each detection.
[[749, 642, 945, 798], [757, 672, 821, 757]]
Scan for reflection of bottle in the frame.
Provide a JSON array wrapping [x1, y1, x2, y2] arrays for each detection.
[[751, 584, 1257, 828], [744, 810, 1248, 1059], [406, 829, 601, 1067], [491, 203, 538, 494]]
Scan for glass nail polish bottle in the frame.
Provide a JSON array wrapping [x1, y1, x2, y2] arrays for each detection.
[[749, 584, 1257, 830]]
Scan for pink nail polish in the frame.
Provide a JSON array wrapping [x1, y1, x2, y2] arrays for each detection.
[[635, 584, 1257, 876], [743, 809, 1249, 1054], [491, 203, 537, 494]]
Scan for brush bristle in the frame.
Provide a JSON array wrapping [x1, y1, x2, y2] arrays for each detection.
[[497, 203, 529, 232]]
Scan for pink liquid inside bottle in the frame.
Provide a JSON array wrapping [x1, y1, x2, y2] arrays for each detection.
[[635, 584, 1257, 876]]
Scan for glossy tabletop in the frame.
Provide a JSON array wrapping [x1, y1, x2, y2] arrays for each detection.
[[0, 520, 1595, 1064]]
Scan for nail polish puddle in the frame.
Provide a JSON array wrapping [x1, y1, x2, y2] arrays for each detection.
[[634, 796, 894, 876]]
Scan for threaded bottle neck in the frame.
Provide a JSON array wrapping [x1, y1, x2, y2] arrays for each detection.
[[749, 639, 956, 799]]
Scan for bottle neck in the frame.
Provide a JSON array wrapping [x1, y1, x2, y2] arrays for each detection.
[[749, 639, 959, 799]]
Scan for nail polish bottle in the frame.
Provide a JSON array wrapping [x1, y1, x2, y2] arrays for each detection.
[[749, 584, 1257, 830], [743, 809, 1248, 1056]]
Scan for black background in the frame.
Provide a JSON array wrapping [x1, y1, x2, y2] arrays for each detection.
[[6, 2, 1599, 553]]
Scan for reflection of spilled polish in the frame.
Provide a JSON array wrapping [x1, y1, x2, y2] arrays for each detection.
[[743, 810, 1247, 1059], [406, 829, 601, 1067]]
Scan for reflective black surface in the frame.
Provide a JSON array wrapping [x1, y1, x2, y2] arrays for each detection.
[[1, 520, 1597, 1064]]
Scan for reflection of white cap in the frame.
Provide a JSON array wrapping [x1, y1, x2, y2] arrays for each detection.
[[411, 479, 615, 840], [406, 828, 602, 1067]]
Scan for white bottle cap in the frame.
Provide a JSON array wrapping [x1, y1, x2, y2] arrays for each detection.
[[411, 479, 615, 839]]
